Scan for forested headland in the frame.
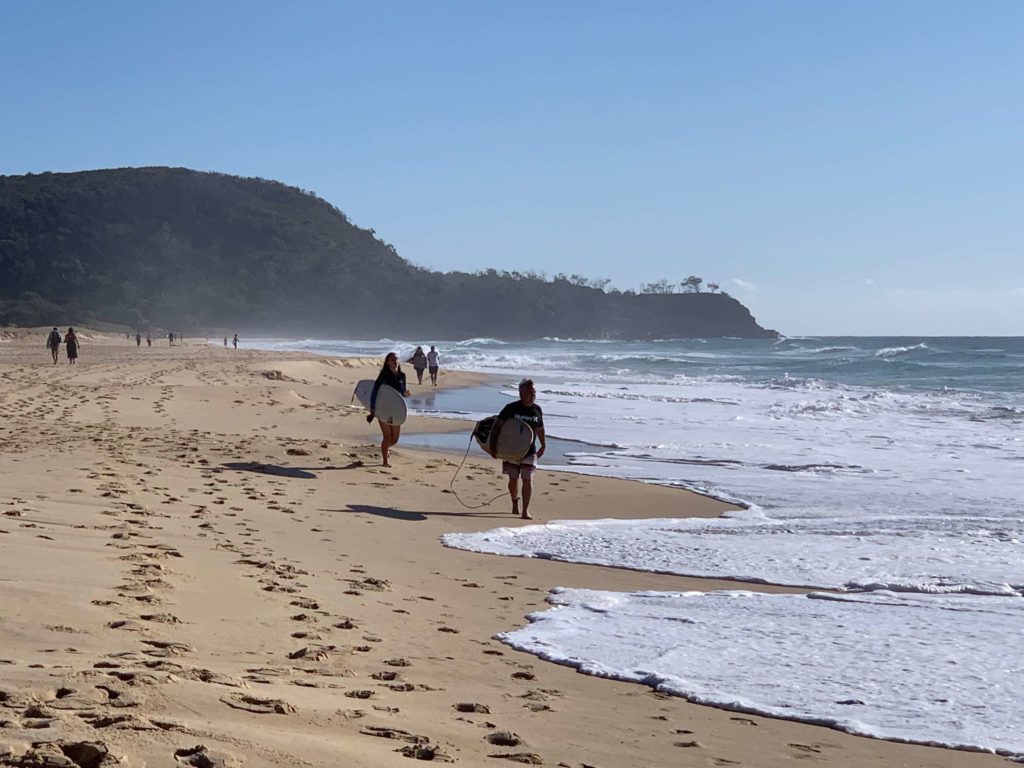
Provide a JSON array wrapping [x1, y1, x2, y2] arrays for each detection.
[[0, 168, 777, 339]]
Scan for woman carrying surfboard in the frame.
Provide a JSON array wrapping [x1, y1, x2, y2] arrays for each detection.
[[368, 352, 411, 467]]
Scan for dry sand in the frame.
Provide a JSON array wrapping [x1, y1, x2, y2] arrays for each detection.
[[0, 330, 1009, 767]]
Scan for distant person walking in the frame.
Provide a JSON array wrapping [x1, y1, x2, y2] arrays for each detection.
[[135, 331, 142, 347], [367, 352, 410, 468], [64, 327, 79, 365], [427, 345, 440, 386], [407, 346, 428, 385], [232, 334, 239, 350], [495, 378, 546, 519], [46, 327, 62, 364], [146, 332, 152, 347], [168, 332, 174, 345], [223, 337, 228, 347]]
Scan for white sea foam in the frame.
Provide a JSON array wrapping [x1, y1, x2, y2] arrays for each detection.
[[499, 588, 1024, 758], [874, 342, 930, 357], [442, 514, 1024, 595]]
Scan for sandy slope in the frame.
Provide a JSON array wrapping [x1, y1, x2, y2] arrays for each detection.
[[0, 331, 1009, 767]]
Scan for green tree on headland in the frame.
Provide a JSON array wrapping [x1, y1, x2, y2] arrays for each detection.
[[682, 275, 703, 293]]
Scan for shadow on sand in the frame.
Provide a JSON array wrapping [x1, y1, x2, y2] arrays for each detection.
[[222, 460, 365, 479], [337, 503, 512, 521]]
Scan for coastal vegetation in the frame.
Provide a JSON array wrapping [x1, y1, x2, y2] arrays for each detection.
[[0, 168, 776, 339]]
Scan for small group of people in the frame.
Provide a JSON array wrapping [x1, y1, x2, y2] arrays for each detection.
[[405, 345, 440, 386], [223, 334, 239, 349], [46, 327, 79, 364], [367, 350, 544, 518], [134, 331, 154, 347]]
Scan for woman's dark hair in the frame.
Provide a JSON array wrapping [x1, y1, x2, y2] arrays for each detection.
[[380, 352, 399, 374]]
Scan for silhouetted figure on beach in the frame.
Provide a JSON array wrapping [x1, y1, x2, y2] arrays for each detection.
[[46, 327, 61, 364], [146, 332, 152, 347], [135, 331, 142, 347], [427, 345, 440, 386], [407, 346, 428, 384], [232, 334, 238, 349], [168, 332, 174, 345], [64, 328, 79, 365], [223, 337, 227, 347]]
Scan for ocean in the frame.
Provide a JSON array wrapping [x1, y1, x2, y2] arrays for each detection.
[[249, 336, 1024, 758]]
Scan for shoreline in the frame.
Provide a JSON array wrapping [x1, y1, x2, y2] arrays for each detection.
[[0, 330, 1009, 766]]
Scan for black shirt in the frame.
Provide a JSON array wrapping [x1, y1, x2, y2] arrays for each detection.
[[497, 401, 544, 455], [371, 367, 407, 409]]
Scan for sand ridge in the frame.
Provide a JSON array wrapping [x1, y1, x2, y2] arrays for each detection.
[[0, 332, 1009, 767]]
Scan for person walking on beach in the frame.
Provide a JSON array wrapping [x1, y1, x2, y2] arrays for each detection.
[[146, 331, 152, 347], [64, 327, 79, 365], [46, 327, 62, 364], [495, 378, 546, 519], [407, 346, 428, 385], [232, 334, 239, 350], [135, 331, 142, 347], [427, 345, 440, 386], [367, 352, 410, 468]]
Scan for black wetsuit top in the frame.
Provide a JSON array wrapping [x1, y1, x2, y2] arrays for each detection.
[[371, 368, 407, 410]]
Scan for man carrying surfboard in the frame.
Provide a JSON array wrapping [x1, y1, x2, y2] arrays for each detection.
[[495, 379, 546, 519], [368, 352, 411, 467]]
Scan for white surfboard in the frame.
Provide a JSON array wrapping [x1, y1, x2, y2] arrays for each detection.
[[473, 416, 534, 461], [353, 379, 408, 426]]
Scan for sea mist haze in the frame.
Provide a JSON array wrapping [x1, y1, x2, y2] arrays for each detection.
[[251, 335, 1024, 757]]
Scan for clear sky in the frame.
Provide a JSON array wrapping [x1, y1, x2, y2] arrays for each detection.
[[2, 1, 1021, 335]]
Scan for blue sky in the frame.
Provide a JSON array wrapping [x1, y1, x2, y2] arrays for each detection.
[[2, 1, 1022, 335]]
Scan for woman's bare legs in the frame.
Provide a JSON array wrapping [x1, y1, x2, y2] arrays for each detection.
[[379, 422, 401, 467]]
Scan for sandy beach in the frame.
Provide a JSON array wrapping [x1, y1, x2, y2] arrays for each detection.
[[0, 330, 1009, 768]]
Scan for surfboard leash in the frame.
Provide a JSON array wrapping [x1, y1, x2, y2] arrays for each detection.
[[448, 432, 509, 510]]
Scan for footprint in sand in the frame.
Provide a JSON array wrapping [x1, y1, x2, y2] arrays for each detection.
[[345, 689, 376, 700], [4, 741, 121, 767], [454, 702, 491, 714], [730, 716, 758, 726], [220, 692, 296, 714], [174, 744, 241, 767]]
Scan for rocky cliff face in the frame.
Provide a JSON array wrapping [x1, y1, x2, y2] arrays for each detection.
[[0, 168, 776, 338]]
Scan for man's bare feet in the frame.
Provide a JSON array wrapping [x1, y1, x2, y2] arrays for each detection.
[[511, 498, 520, 517], [520, 511, 532, 520]]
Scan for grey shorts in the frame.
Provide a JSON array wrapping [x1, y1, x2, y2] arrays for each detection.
[[502, 455, 536, 481]]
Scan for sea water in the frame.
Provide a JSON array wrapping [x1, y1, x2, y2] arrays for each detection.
[[249, 336, 1024, 756]]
